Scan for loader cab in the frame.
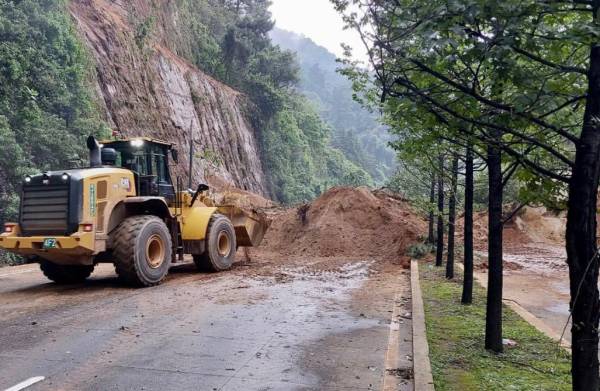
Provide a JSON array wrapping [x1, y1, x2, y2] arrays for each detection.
[[101, 138, 176, 200]]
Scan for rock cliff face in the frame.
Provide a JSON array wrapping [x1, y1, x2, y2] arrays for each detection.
[[68, 0, 269, 196]]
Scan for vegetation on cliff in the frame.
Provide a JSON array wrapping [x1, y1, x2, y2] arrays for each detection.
[[0, 0, 108, 224], [261, 95, 371, 203], [173, 0, 372, 203]]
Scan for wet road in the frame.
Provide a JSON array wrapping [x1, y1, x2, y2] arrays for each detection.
[[0, 258, 413, 390]]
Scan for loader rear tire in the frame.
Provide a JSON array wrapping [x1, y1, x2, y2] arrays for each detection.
[[193, 214, 236, 272], [111, 215, 172, 287], [40, 260, 94, 284]]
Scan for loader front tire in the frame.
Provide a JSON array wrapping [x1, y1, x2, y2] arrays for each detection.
[[193, 214, 236, 272], [40, 260, 94, 284], [111, 215, 172, 287]]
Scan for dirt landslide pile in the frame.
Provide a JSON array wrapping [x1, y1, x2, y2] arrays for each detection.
[[206, 174, 274, 209], [507, 207, 566, 245], [254, 187, 427, 265], [468, 206, 566, 249]]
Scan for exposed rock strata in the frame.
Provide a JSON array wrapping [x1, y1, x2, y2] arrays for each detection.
[[69, 0, 269, 196]]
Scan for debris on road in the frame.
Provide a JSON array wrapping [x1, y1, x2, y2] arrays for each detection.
[[502, 338, 518, 347], [255, 187, 426, 264]]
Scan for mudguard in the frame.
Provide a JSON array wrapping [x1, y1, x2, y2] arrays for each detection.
[[180, 206, 218, 241]]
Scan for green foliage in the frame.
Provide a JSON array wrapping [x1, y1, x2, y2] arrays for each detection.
[[0, 0, 108, 224], [387, 159, 438, 211], [515, 169, 568, 211], [197, 148, 224, 167], [0, 249, 24, 267], [133, 16, 156, 50], [174, 0, 369, 203], [407, 242, 434, 259], [175, 0, 226, 77], [420, 264, 571, 390], [261, 94, 372, 204], [270, 28, 395, 185], [333, 0, 585, 209], [176, 0, 298, 117]]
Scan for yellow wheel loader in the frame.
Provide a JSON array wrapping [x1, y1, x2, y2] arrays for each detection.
[[0, 136, 267, 287]]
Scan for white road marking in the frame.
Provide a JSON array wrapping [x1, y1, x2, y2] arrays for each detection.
[[4, 376, 45, 391]]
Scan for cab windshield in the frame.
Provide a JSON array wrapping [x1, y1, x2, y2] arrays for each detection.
[[108, 141, 170, 185], [104, 140, 174, 198]]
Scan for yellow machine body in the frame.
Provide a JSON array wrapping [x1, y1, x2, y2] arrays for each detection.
[[171, 192, 215, 241], [174, 191, 267, 245], [0, 143, 267, 266], [0, 168, 137, 264]]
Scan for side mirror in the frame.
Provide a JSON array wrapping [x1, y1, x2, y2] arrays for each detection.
[[190, 183, 210, 207], [171, 149, 179, 163]]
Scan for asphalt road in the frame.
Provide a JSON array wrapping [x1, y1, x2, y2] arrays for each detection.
[[0, 257, 413, 391]]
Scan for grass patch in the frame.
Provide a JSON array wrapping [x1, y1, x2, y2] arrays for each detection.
[[419, 262, 571, 390]]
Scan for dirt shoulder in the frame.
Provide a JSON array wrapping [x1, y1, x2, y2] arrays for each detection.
[[462, 206, 571, 344]]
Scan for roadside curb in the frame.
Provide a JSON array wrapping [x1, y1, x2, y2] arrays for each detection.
[[456, 263, 571, 352], [410, 260, 435, 391], [382, 277, 411, 391]]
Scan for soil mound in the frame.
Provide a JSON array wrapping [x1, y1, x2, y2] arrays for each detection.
[[256, 187, 426, 263], [467, 206, 566, 248], [207, 174, 274, 209], [509, 207, 565, 245]]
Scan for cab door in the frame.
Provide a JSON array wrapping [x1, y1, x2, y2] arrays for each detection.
[[151, 148, 175, 201]]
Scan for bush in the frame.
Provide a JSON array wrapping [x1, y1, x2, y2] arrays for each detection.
[[0, 250, 25, 267], [407, 242, 434, 259]]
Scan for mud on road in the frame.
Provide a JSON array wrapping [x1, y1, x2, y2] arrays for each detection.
[[468, 207, 572, 344], [0, 257, 413, 391], [479, 243, 571, 344]]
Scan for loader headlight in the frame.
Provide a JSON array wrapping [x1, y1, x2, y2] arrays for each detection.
[[130, 139, 145, 148], [61, 173, 70, 181], [24, 176, 32, 183]]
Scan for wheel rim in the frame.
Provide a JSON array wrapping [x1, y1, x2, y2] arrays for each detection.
[[217, 231, 231, 257], [146, 234, 165, 269]]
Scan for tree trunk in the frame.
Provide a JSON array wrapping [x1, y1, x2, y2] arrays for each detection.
[[446, 153, 458, 279], [428, 175, 436, 245], [567, 41, 600, 390], [485, 130, 503, 353], [436, 155, 445, 267], [462, 143, 474, 304]]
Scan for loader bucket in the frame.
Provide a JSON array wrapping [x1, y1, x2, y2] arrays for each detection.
[[217, 205, 269, 247]]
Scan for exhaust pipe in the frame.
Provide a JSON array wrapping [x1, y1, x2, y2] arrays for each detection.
[[86, 136, 102, 168]]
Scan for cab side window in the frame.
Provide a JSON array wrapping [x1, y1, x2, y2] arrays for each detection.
[[155, 154, 168, 183], [134, 153, 149, 176]]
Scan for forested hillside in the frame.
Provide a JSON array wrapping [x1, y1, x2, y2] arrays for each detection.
[[0, 0, 372, 221], [0, 0, 108, 226], [168, 0, 372, 202], [270, 28, 396, 184]]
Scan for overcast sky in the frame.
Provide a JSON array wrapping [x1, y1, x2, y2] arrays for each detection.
[[270, 0, 368, 63]]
